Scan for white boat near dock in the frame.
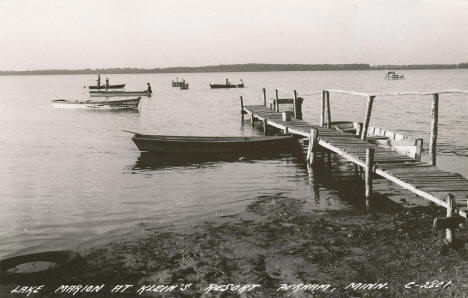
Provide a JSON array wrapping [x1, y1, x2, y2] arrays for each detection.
[[52, 97, 141, 109]]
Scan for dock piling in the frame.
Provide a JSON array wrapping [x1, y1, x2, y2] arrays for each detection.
[[320, 90, 325, 127], [365, 148, 375, 210], [326, 91, 331, 128], [446, 194, 455, 246], [356, 122, 363, 137], [263, 88, 267, 106], [240, 96, 244, 121], [251, 113, 256, 126], [361, 95, 375, 140], [430, 93, 439, 166], [263, 118, 268, 135], [275, 89, 279, 112], [307, 128, 319, 166], [295, 97, 303, 120], [433, 194, 464, 249], [293, 90, 299, 119], [415, 138, 423, 162]]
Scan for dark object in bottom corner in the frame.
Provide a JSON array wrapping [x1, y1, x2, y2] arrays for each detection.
[[0, 250, 83, 284]]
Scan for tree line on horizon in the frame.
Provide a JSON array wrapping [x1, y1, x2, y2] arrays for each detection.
[[1, 63, 467, 75]]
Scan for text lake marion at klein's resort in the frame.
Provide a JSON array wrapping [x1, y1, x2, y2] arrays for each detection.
[[1, 1, 468, 297]]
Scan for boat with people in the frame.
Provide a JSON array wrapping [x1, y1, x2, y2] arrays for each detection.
[[88, 84, 126, 90], [210, 78, 244, 89], [172, 77, 184, 87], [52, 97, 141, 109], [385, 71, 405, 80], [88, 74, 126, 89], [89, 83, 152, 97], [180, 80, 189, 89], [89, 90, 152, 97], [124, 132, 294, 153]]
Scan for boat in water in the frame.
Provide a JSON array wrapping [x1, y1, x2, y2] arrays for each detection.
[[89, 90, 152, 97], [125, 132, 295, 153], [180, 81, 189, 89], [172, 77, 185, 87], [52, 97, 141, 109], [210, 79, 244, 89], [332, 121, 422, 161], [385, 71, 405, 80], [88, 84, 126, 90], [210, 83, 244, 89]]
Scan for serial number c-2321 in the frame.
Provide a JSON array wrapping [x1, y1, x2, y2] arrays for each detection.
[[405, 280, 452, 289]]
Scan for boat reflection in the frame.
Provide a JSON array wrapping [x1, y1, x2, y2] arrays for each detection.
[[133, 150, 297, 170]]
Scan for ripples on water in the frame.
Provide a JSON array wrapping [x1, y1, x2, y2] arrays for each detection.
[[0, 70, 466, 258]]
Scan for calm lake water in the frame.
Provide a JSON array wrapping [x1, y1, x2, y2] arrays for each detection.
[[0, 70, 467, 258]]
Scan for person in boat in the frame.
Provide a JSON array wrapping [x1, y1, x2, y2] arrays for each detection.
[[240, 78, 244, 85], [105, 78, 109, 91], [225, 78, 230, 86], [96, 74, 101, 87], [147, 82, 152, 94]]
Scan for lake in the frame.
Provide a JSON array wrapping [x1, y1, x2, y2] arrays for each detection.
[[0, 69, 466, 258]]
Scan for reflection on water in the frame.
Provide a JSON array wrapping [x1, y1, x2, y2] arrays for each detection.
[[86, 108, 140, 114], [303, 152, 402, 212], [133, 144, 303, 170]]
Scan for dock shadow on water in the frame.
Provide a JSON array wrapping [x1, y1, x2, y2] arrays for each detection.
[[298, 150, 403, 213]]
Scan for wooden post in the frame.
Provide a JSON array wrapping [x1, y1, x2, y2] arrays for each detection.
[[320, 90, 326, 127], [365, 148, 375, 210], [293, 90, 298, 118], [240, 96, 244, 121], [275, 89, 279, 112], [263, 88, 267, 106], [430, 93, 439, 166], [361, 96, 375, 140], [415, 138, 423, 162], [250, 113, 255, 126], [433, 193, 464, 249], [263, 118, 268, 135], [445, 194, 455, 246], [295, 97, 303, 120], [325, 91, 331, 128], [307, 128, 319, 166], [284, 126, 289, 134], [356, 122, 363, 137]]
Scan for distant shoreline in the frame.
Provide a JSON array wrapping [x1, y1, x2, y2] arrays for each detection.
[[1, 63, 467, 76]]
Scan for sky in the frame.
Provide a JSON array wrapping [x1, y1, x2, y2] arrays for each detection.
[[0, 0, 467, 70]]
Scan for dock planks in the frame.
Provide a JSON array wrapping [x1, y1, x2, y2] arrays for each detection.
[[243, 105, 468, 218]]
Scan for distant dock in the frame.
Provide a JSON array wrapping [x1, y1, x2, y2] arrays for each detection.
[[241, 88, 468, 247]]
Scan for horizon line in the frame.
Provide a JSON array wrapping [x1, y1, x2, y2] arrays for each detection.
[[1, 62, 468, 74]]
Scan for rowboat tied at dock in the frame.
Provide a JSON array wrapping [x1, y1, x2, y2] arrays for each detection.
[[128, 134, 294, 153]]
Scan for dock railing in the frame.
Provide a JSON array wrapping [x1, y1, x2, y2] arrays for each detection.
[[324, 89, 468, 166], [262, 88, 304, 120]]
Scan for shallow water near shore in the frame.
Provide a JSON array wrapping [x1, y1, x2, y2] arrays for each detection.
[[0, 69, 467, 259]]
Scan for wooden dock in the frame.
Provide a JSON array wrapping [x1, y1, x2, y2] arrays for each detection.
[[241, 88, 468, 246]]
